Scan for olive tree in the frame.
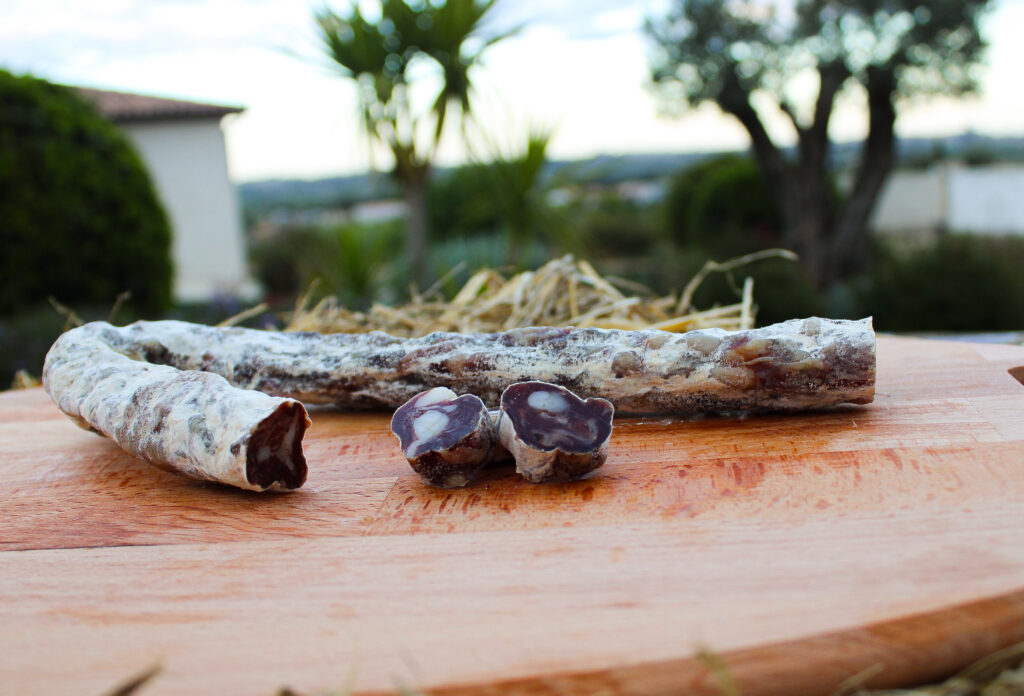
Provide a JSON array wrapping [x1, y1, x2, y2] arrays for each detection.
[[647, 0, 989, 286]]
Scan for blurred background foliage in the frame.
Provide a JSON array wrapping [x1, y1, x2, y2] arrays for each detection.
[[5, 0, 1024, 389], [8, 129, 1024, 387], [245, 147, 1024, 334], [0, 69, 173, 317]]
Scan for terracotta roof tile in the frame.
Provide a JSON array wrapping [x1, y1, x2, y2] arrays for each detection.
[[73, 87, 244, 123]]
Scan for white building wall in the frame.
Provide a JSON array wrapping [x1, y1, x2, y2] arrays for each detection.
[[948, 166, 1024, 235], [871, 164, 1024, 237], [121, 119, 258, 302], [869, 169, 945, 233]]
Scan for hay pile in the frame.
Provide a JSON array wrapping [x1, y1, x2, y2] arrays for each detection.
[[285, 250, 796, 336]]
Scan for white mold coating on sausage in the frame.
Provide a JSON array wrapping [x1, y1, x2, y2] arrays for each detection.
[[66, 316, 875, 415], [43, 326, 309, 491]]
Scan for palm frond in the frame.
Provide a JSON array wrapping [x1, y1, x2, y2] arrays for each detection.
[[314, 0, 512, 184]]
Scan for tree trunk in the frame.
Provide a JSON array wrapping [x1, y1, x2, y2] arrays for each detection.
[[717, 60, 896, 289], [784, 60, 849, 288], [776, 137, 836, 289], [829, 66, 897, 281], [403, 174, 430, 290], [783, 188, 830, 287], [722, 65, 845, 288]]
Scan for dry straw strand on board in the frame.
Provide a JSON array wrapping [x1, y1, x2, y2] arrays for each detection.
[[95, 639, 1024, 695], [10, 369, 41, 390], [287, 251, 796, 336]]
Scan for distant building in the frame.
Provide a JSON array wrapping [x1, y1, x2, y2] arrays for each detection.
[[871, 163, 1024, 239], [351, 199, 406, 224], [76, 87, 258, 302], [251, 199, 406, 239]]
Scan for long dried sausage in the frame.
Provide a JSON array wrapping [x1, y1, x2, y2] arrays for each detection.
[[43, 317, 875, 490], [50, 317, 875, 414]]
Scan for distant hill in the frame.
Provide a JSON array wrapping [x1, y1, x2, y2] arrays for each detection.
[[240, 173, 401, 214], [239, 132, 1024, 213]]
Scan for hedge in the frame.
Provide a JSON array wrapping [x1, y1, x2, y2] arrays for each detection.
[[0, 70, 173, 315]]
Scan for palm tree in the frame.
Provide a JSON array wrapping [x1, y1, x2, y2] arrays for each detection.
[[316, 0, 512, 287]]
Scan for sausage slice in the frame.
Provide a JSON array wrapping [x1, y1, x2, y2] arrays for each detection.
[[497, 381, 613, 483], [390, 387, 496, 488]]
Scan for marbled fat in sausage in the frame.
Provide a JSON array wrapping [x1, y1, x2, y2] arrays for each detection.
[[497, 381, 614, 483], [390, 387, 496, 488]]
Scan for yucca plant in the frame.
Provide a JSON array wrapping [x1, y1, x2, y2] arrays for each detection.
[[473, 129, 560, 264], [315, 0, 516, 287]]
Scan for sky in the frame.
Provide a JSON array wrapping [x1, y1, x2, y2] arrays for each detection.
[[1, 0, 1022, 183]]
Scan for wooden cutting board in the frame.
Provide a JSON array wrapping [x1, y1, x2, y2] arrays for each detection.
[[3, 336, 1024, 696]]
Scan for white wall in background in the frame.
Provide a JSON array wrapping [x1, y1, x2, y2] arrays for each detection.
[[122, 119, 258, 302], [870, 169, 946, 233], [872, 164, 1024, 236], [948, 166, 1024, 235]]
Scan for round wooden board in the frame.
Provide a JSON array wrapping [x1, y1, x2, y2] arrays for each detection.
[[2, 336, 1024, 695]]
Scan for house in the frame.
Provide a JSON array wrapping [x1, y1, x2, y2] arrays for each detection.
[[76, 87, 259, 302], [870, 162, 1024, 239]]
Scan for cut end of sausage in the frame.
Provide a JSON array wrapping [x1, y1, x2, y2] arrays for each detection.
[[498, 381, 614, 483], [246, 400, 310, 491], [390, 388, 495, 488], [500, 382, 614, 454]]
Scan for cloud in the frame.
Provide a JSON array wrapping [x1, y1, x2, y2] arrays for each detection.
[[0, 0, 315, 86], [1, 0, 1019, 181], [489, 0, 664, 41]]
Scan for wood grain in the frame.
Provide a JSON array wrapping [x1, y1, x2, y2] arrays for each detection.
[[2, 335, 1024, 695]]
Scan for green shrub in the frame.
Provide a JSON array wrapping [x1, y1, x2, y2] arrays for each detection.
[[0, 70, 173, 315], [0, 307, 68, 388], [250, 222, 404, 309], [428, 166, 503, 241], [429, 133, 559, 264], [306, 222, 404, 308], [571, 194, 664, 258], [665, 155, 781, 256], [860, 235, 1024, 331], [249, 227, 322, 300]]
